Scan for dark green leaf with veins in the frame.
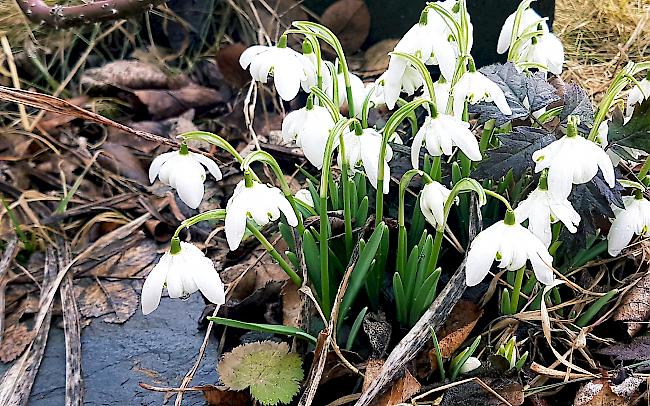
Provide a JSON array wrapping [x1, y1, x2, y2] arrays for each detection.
[[559, 83, 594, 130], [607, 98, 650, 153]]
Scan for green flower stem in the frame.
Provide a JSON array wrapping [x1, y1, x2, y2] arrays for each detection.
[[241, 150, 304, 233], [589, 62, 636, 141], [484, 189, 514, 212], [425, 3, 461, 44], [339, 132, 354, 258], [507, 0, 535, 61], [170, 236, 181, 254], [479, 119, 496, 154], [290, 22, 358, 118], [172, 209, 227, 239], [389, 52, 437, 106], [397, 169, 434, 274], [246, 221, 302, 286], [509, 266, 526, 314], [376, 98, 434, 224], [180, 131, 244, 163], [319, 117, 357, 317], [309, 85, 340, 122]]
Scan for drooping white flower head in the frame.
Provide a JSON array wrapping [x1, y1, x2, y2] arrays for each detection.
[[294, 189, 314, 208], [149, 147, 222, 209], [433, 80, 452, 113], [239, 36, 316, 101], [453, 71, 512, 118], [325, 70, 366, 117], [339, 127, 393, 193], [519, 33, 564, 75], [626, 78, 650, 117], [141, 241, 225, 315], [282, 104, 335, 169], [411, 112, 481, 169], [466, 212, 554, 287], [225, 178, 298, 250], [515, 184, 580, 247], [607, 195, 650, 256], [459, 357, 482, 374], [419, 181, 452, 229], [382, 11, 457, 109], [497, 8, 549, 54], [532, 118, 615, 200]]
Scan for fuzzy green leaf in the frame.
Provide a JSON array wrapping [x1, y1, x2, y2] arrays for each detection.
[[218, 341, 303, 406]]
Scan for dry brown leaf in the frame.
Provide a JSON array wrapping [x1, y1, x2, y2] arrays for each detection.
[[216, 43, 251, 88], [197, 385, 249, 406], [80, 60, 185, 90], [38, 96, 90, 132], [134, 85, 225, 120], [430, 300, 482, 366], [0, 323, 36, 363], [574, 377, 644, 406], [378, 369, 421, 405], [362, 39, 399, 73], [99, 142, 148, 184], [362, 358, 384, 393], [612, 270, 650, 336], [320, 0, 371, 54], [75, 279, 139, 323], [281, 283, 302, 329]]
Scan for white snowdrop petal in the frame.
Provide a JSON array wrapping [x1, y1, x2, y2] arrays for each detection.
[[141, 255, 170, 315], [411, 125, 427, 169], [466, 226, 501, 286], [192, 153, 223, 181], [193, 258, 225, 305], [239, 45, 268, 69], [165, 257, 185, 298], [149, 152, 174, 184], [225, 205, 248, 251], [174, 171, 205, 209]]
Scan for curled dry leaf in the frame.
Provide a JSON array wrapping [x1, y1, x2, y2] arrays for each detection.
[[196, 385, 249, 406], [216, 43, 251, 88], [134, 84, 225, 120], [80, 60, 187, 91], [362, 359, 421, 406], [574, 376, 644, 406], [362, 38, 399, 73], [320, 0, 371, 54], [612, 269, 650, 337], [429, 300, 483, 366]]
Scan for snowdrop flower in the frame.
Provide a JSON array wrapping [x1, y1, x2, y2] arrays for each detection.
[[607, 194, 650, 256], [515, 182, 580, 247], [519, 33, 564, 75], [497, 8, 549, 54], [141, 240, 225, 315], [433, 80, 451, 113], [294, 189, 314, 208], [466, 211, 554, 286], [383, 10, 456, 109], [453, 70, 512, 118], [532, 117, 615, 199], [419, 181, 452, 229], [149, 145, 222, 209], [239, 35, 316, 101], [281, 103, 335, 169], [626, 78, 650, 117], [325, 71, 367, 117], [339, 127, 392, 192], [459, 357, 482, 374], [225, 177, 298, 250], [411, 111, 481, 169]]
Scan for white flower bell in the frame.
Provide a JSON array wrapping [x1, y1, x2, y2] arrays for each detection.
[[239, 35, 316, 101], [225, 176, 298, 250], [453, 70, 512, 118], [532, 117, 615, 200], [141, 240, 225, 315], [282, 102, 335, 169], [514, 177, 580, 247], [419, 181, 452, 229], [295, 189, 314, 208], [497, 8, 549, 54], [466, 210, 554, 286], [519, 33, 564, 75], [411, 111, 482, 169], [325, 70, 366, 117], [607, 194, 650, 256], [339, 127, 392, 193], [626, 78, 650, 117], [383, 9, 456, 109], [459, 357, 482, 374], [149, 145, 223, 209]]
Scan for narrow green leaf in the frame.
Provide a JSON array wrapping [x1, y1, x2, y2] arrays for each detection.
[[355, 196, 369, 227], [393, 273, 407, 326], [208, 317, 317, 344], [410, 268, 441, 326], [302, 229, 321, 293], [279, 221, 295, 252], [345, 306, 368, 350]]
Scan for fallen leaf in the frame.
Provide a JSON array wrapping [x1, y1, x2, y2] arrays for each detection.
[[281, 283, 302, 329], [0, 323, 36, 362], [134, 85, 225, 120], [430, 300, 483, 365], [197, 385, 249, 406], [379, 368, 421, 405], [99, 142, 148, 184], [216, 43, 251, 88], [362, 39, 399, 73], [362, 358, 384, 392], [320, 0, 371, 54], [80, 60, 186, 90], [39, 96, 90, 132], [612, 270, 650, 336], [574, 376, 644, 406], [598, 336, 650, 361], [75, 278, 139, 324]]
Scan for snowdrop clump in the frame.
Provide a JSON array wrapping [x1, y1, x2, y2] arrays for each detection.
[[141, 0, 650, 342]]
